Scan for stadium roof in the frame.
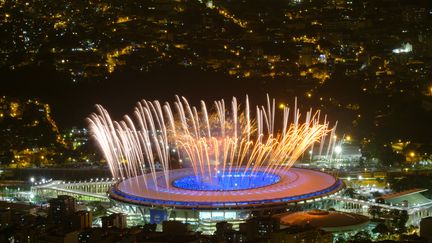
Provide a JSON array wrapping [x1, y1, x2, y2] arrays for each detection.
[[381, 189, 432, 208]]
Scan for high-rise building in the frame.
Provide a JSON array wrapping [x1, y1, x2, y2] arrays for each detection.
[[72, 211, 93, 230], [78, 228, 104, 243], [48, 195, 76, 224], [101, 213, 127, 229], [215, 221, 246, 243], [420, 217, 432, 243], [0, 208, 11, 229], [239, 217, 280, 242], [162, 220, 190, 236], [215, 221, 233, 240]]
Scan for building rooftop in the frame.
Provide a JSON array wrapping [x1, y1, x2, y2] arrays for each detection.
[[381, 189, 432, 208], [276, 210, 369, 232]]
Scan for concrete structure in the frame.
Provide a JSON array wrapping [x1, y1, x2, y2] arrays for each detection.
[[110, 168, 343, 209], [32, 179, 114, 201], [312, 143, 362, 166], [276, 210, 369, 233], [380, 188, 432, 208]]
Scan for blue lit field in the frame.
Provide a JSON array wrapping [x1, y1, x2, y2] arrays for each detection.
[[172, 171, 281, 191]]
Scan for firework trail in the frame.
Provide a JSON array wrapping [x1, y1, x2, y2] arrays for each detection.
[[88, 95, 333, 190]]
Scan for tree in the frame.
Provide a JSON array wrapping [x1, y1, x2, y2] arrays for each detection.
[[378, 146, 405, 167], [335, 236, 347, 243], [406, 225, 417, 234], [376, 197, 385, 204], [371, 191, 382, 198], [389, 175, 432, 198], [372, 223, 390, 236], [0, 150, 14, 166], [350, 231, 372, 243], [143, 223, 157, 232], [368, 205, 381, 219], [343, 188, 357, 198], [87, 201, 108, 218], [395, 210, 408, 232]]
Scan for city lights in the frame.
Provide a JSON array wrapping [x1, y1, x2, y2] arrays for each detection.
[[1, 0, 432, 240]]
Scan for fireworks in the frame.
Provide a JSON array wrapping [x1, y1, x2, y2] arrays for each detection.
[[88, 95, 332, 191]]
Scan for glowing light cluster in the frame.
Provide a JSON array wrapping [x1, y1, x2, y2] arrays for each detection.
[[88, 95, 332, 191]]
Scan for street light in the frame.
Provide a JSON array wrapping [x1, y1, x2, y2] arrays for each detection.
[[334, 145, 342, 154]]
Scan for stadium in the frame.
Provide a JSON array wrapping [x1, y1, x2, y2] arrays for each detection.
[[88, 96, 344, 231], [109, 167, 343, 230]]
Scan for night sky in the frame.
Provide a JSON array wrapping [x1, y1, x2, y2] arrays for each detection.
[[2, 65, 321, 128]]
